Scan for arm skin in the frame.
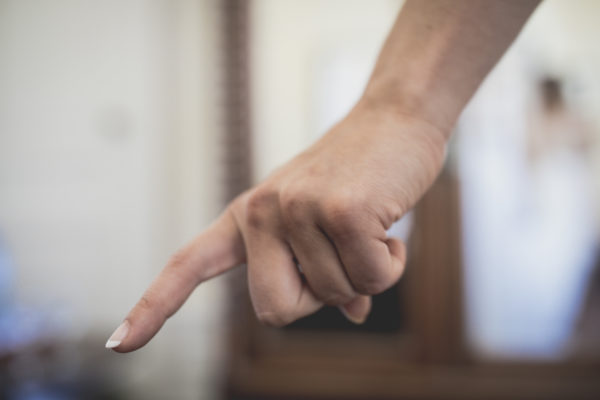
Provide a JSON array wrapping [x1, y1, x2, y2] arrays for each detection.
[[106, 0, 540, 352], [364, 0, 540, 135]]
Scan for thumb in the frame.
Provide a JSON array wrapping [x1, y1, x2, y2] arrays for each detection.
[[338, 237, 406, 325], [385, 236, 407, 281], [106, 208, 245, 352]]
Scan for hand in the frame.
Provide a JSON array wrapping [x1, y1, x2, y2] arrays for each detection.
[[106, 101, 447, 352]]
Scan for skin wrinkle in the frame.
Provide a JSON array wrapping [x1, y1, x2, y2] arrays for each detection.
[[317, 222, 358, 298], [287, 214, 355, 304]]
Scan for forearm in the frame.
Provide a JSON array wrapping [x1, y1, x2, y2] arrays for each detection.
[[363, 0, 540, 136]]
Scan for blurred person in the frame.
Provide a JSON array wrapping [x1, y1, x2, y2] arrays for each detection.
[[458, 73, 599, 358], [106, 0, 543, 352], [527, 77, 594, 162], [527, 77, 600, 359], [523, 76, 598, 357]]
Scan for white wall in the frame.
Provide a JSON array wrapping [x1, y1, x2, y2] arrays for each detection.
[[0, 0, 225, 398]]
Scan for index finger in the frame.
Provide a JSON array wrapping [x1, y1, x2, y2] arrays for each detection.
[[106, 208, 245, 352]]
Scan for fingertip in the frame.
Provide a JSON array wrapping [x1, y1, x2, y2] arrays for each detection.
[[106, 299, 168, 353], [386, 237, 407, 280], [339, 295, 371, 324], [105, 320, 130, 352], [386, 237, 406, 263]]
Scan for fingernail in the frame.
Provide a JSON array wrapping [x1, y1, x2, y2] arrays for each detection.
[[339, 306, 367, 325], [105, 321, 130, 349]]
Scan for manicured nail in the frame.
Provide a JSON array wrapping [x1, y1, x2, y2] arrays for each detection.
[[105, 321, 130, 349], [339, 306, 367, 325]]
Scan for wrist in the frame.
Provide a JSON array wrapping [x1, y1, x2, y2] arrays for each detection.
[[360, 73, 457, 140], [349, 92, 449, 163]]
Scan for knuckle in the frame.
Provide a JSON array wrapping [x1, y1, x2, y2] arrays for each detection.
[[256, 310, 290, 328], [322, 193, 364, 234], [138, 295, 153, 311], [256, 304, 292, 327], [308, 278, 355, 305], [245, 187, 278, 229], [167, 248, 188, 271], [166, 247, 204, 282], [280, 187, 310, 224], [352, 272, 393, 295], [322, 291, 354, 306], [137, 294, 162, 317]]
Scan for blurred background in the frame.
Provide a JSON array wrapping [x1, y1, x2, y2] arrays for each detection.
[[1, 0, 599, 399]]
